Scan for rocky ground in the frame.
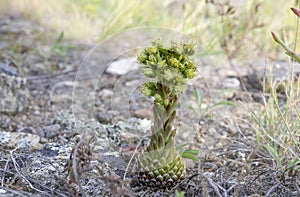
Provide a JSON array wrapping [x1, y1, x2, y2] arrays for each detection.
[[0, 16, 299, 197]]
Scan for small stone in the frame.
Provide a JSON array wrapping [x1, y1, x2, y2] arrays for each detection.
[[39, 124, 61, 138], [0, 73, 29, 113], [120, 132, 139, 144], [99, 89, 113, 100], [17, 126, 36, 134], [223, 77, 241, 90], [227, 126, 238, 135], [131, 108, 151, 119], [139, 119, 151, 131], [0, 131, 46, 151], [0, 62, 18, 76], [96, 111, 113, 124], [106, 57, 139, 75], [125, 79, 140, 87]]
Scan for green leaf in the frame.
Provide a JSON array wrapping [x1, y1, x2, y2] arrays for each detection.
[[271, 32, 300, 63], [176, 143, 190, 151], [287, 157, 300, 169], [211, 101, 236, 108], [193, 88, 203, 107], [181, 149, 199, 161], [50, 32, 64, 53], [263, 145, 282, 168]]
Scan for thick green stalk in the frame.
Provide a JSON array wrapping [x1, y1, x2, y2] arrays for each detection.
[[136, 40, 196, 188], [149, 83, 177, 150], [137, 85, 186, 188]]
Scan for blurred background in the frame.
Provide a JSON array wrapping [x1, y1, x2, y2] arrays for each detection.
[[0, 0, 298, 62]]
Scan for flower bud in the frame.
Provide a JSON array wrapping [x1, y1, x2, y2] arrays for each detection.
[[148, 54, 157, 63], [143, 68, 154, 77], [170, 58, 180, 68], [174, 84, 185, 93], [183, 43, 195, 55], [138, 53, 147, 63], [154, 93, 162, 103], [164, 69, 174, 81], [147, 46, 157, 54], [184, 69, 196, 79], [163, 99, 169, 107], [142, 82, 155, 96], [157, 60, 167, 68]]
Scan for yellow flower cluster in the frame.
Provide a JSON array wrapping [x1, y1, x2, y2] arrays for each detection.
[[138, 40, 197, 98]]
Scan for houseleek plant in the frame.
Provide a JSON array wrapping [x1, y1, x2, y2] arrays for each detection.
[[136, 40, 197, 188]]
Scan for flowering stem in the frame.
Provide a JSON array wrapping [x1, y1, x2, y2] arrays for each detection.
[[147, 83, 177, 152], [136, 40, 197, 187]]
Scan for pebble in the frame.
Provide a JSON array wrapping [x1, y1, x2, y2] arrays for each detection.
[[125, 79, 140, 87], [39, 124, 61, 139], [131, 108, 151, 119], [0, 73, 29, 113], [0, 131, 46, 151], [0, 62, 18, 76], [139, 118, 151, 131], [106, 57, 139, 75], [96, 111, 113, 124], [227, 125, 238, 135], [223, 77, 241, 90], [99, 89, 113, 100]]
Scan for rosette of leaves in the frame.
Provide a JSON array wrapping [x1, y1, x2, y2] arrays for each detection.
[[136, 40, 197, 188]]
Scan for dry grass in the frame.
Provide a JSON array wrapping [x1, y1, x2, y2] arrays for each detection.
[[0, 0, 297, 56]]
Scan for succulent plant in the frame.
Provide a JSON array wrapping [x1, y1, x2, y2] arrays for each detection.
[[136, 40, 197, 188]]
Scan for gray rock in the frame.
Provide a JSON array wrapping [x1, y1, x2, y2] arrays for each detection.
[[99, 89, 113, 100], [106, 57, 139, 75], [223, 77, 241, 90], [39, 124, 62, 139], [0, 62, 18, 76], [0, 73, 29, 113], [125, 79, 140, 87], [96, 110, 113, 124], [0, 131, 46, 151]]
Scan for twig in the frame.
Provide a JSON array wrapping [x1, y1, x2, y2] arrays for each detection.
[[203, 172, 223, 197], [140, 190, 148, 197], [216, 184, 227, 197], [9, 149, 49, 196], [1, 157, 10, 187], [226, 182, 236, 194], [0, 168, 68, 196], [122, 137, 145, 189], [265, 182, 281, 196], [292, 183, 300, 196], [0, 185, 32, 196]]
